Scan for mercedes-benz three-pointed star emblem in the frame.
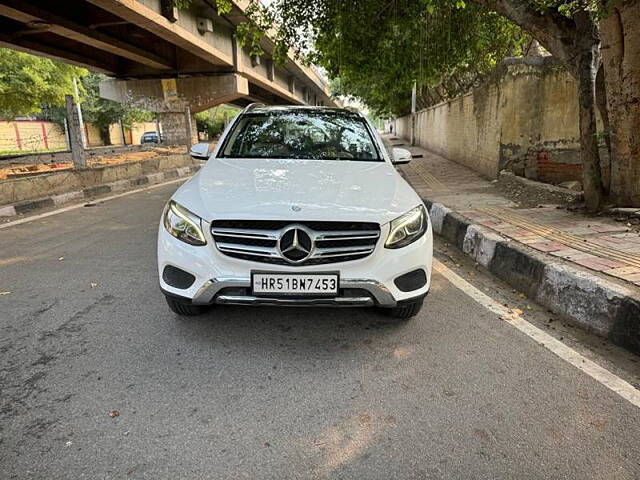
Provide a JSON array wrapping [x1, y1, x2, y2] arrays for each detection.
[[278, 227, 313, 263]]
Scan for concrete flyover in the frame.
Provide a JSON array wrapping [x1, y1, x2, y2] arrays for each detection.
[[0, 0, 335, 143]]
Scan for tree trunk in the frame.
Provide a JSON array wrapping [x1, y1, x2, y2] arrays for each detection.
[[595, 64, 611, 193], [99, 126, 111, 146], [600, 0, 640, 206], [473, 1, 604, 210], [573, 10, 604, 212]]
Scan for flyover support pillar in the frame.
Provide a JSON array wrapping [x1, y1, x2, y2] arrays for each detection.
[[158, 109, 197, 146], [99, 74, 249, 146]]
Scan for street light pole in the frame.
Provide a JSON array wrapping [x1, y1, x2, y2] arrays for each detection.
[[72, 77, 87, 148]]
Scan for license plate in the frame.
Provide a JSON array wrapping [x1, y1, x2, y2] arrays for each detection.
[[252, 272, 339, 296]]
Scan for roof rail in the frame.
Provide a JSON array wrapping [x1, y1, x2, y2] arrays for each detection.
[[243, 102, 266, 113]]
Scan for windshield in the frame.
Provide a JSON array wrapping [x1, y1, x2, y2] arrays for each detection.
[[219, 111, 382, 161]]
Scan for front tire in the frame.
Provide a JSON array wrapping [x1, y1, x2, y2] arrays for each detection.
[[386, 298, 424, 320], [165, 296, 208, 316]]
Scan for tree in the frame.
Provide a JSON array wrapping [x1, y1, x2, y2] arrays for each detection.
[[253, 1, 524, 115], [239, 0, 604, 210], [195, 105, 240, 139], [0, 50, 152, 146], [470, 1, 604, 210], [599, 0, 640, 207], [80, 73, 153, 145], [0, 48, 85, 118], [183, 0, 638, 207]]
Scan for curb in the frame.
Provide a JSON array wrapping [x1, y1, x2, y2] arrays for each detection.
[[0, 165, 200, 217], [427, 201, 640, 354]]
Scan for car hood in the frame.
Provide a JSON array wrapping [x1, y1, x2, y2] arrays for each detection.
[[172, 158, 422, 225]]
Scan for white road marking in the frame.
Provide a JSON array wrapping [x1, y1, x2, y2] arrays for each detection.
[[0, 177, 188, 231], [433, 259, 640, 409]]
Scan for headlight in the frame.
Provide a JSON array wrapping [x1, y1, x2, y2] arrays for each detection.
[[385, 205, 428, 249], [163, 201, 207, 246]]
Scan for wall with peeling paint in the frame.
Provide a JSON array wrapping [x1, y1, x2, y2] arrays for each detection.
[[396, 57, 606, 184]]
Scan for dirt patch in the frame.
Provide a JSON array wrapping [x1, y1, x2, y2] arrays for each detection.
[[496, 171, 583, 208], [0, 146, 186, 181]]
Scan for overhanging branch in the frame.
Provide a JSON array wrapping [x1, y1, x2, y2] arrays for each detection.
[[472, 0, 577, 65]]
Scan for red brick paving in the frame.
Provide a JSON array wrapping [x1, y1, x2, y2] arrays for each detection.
[[391, 136, 640, 289]]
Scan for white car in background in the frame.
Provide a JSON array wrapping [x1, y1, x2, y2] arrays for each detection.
[[157, 105, 432, 319]]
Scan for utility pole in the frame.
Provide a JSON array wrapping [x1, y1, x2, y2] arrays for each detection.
[[155, 116, 162, 145], [411, 80, 417, 146], [184, 107, 193, 148], [72, 77, 87, 148]]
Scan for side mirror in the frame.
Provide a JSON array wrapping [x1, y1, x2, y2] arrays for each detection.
[[189, 142, 210, 160], [391, 147, 412, 165]]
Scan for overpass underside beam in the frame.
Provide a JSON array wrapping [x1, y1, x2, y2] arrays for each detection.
[[100, 74, 250, 144], [100, 74, 250, 113], [0, 0, 335, 112]]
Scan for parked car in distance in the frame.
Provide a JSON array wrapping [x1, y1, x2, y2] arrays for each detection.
[[158, 104, 432, 319], [141, 131, 161, 144]]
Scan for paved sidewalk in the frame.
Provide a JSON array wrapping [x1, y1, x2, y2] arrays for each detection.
[[387, 136, 640, 289]]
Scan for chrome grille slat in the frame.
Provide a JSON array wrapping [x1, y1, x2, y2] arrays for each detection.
[[315, 245, 375, 256], [211, 228, 278, 240], [212, 220, 380, 266], [315, 231, 380, 240], [315, 250, 375, 258], [216, 243, 279, 257]]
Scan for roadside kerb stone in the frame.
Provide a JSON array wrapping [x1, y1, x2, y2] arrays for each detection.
[[0, 205, 16, 216], [440, 212, 472, 251], [489, 241, 548, 299], [427, 201, 640, 354], [147, 172, 165, 184], [109, 179, 135, 192], [462, 224, 505, 269], [177, 166, 193, 177], [537, 264, 633, 336], [429, 202, 451, 235], [14, 198, 54, 214], [52, 191, 84, 206], [83, 185, 112, 198]]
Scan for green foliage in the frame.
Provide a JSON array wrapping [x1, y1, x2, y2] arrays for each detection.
[[0, 48, 86, 118], [173, 0, 232, 15], [251, 0, 524, 116], [235, 21, 266, 59], [531, 0, 603, 18], [146, 0, 526, 115], [80, 73, 153, 133], [80, 73, 125, 131], [195, 105, 240, 138]]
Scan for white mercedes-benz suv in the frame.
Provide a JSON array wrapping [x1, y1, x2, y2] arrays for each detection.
[[158, 105, 432, 319]]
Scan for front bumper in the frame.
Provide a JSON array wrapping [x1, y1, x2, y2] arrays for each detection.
[[158, 219, 432, 307], [165, 276, 398, 306]]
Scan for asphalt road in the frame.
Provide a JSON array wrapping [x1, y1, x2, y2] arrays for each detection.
[[1, 182, 639, 479]]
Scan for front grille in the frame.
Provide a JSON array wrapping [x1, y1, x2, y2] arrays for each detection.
[[211, 220, 380, 266]]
